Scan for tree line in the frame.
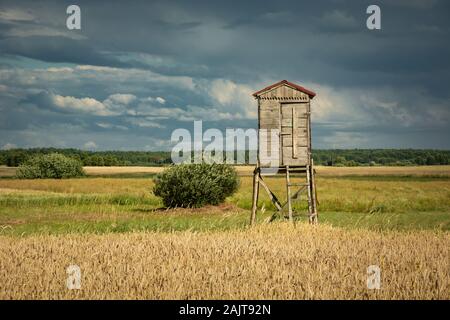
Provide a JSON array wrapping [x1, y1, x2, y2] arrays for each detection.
[[312, 149, 450, 166], [0, 148, 171, 167], [0, 148, 449, 167]]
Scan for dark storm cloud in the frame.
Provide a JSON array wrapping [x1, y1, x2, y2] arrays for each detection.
[[0, 0, 449, 150], [0, 36, 127, 67]]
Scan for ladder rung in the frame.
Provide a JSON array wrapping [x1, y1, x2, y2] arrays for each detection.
[[288, 183, 308, 187], [286, 169, 307, 172]]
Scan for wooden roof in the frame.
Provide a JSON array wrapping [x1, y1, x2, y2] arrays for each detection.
[[253, 80, 316, 98]]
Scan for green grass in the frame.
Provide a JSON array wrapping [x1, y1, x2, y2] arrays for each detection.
[[319, 211, 450, 231], [322, 175, 450, 181], [0, 211, 253, 236], [0, 175, 449, 236], [1, 209, 447, 236], [0, 193, 160, 208]]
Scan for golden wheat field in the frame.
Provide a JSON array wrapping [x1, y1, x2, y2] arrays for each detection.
[[0, 223, 448, 300]]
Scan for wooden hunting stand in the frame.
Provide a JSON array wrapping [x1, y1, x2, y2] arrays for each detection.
[[250, 80, 318, 225]]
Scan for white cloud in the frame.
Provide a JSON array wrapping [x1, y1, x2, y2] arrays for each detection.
[[96, 122, 113, 129], [83, 141, 98, 150], [46, 67, 74, 73], [76, 65, 113, 72], [51, 94, 115, 116], [208, 79, 256, 119], [96, 123, 128, 130], [103, 93, 137, 114], [133, 101, 238, 122], [125, 118, 164, 128], [74, 65, 196, 91], [183, 105, 236, 121], [301, 81, 450, 129], [45, 90, 240, 123], [47, 93, 139, 117], [156, 97, 166, 104], [141, 96, 166, 105], [1, 143, 17, 150], [3, 65, 258, 121], [0, 8, 34, 22], [106, 94, 137, 105]]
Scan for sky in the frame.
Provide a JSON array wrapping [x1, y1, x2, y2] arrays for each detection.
[[0, 0, 449, 151]]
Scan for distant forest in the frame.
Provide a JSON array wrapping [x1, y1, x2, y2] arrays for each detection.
[[1, 148, 449, 167]]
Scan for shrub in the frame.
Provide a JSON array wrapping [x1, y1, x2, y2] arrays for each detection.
[[153, 163, 239, 208], [16, 153, 85, 179]]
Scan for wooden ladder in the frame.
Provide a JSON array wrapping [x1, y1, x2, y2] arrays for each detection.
[[250, 160, 318, 225], [285, 162, 318, 224]]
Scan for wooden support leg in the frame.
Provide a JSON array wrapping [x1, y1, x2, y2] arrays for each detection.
[[253, 165, 318, 225], [306, 164, 313, 221], [310, 160, 318, 224], [285, 166, 293, 222], [250, 168, 260, 225]]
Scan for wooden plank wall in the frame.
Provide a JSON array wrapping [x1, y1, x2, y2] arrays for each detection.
[[259, 99, 280, 167], [257, 84, 311, 167]]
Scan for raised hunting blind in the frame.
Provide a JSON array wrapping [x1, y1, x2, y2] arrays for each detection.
[[250, 80, 318, 225]]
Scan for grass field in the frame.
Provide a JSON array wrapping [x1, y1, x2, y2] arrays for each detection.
[[0, 166, 449, 299], [2, 165, 450, 178], [0, 170, 449, 235]]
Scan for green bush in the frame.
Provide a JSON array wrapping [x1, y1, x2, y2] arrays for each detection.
[[16, 153, 85, 179], [153, 163, 239, 208]]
